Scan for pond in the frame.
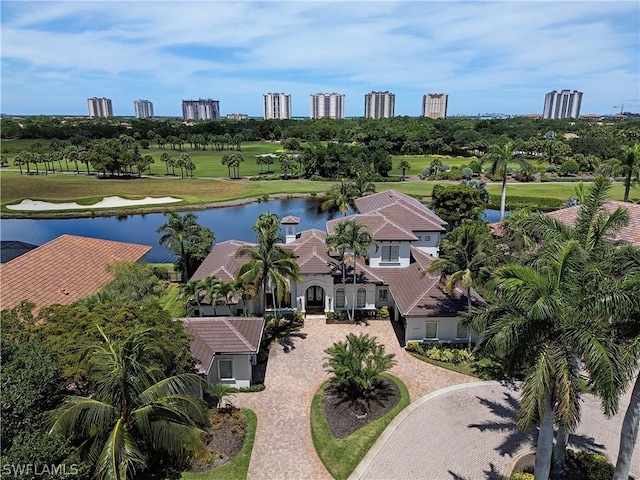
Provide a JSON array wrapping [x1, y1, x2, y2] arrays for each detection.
[[0, 199, 350, 263], [1, 199, 504, 263]]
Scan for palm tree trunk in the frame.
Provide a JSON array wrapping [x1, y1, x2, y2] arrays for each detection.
[[466, 287, 472, 353], [624, 171, 631, 202], [613, 372, 640, 480], [352, 258, 357, 322], [500, 176, 507, 221], [551, 426, 569, 479], [535, 394, 555, 480]]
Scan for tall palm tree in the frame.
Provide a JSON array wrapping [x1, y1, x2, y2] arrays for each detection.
[[473, 242, 621, 480], [427, 221, 495, 351], [327, 219, 354, 318], [331, 220, 374, 321], [484, 141, 530, 221], [322, 179, 357, 216], [352, 172, 376, 198], [236, 214, 300, 313], [157, 212, 202, 282], [598, 142, 640, 202], [48, 327, 207, 480], [160, 152, 172, 175], [179, 279, 204, 315]]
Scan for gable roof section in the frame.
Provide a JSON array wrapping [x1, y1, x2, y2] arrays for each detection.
[[0, 234, 151, 311], [182, 316, 265, 374], [547, 201, 640, 246], [191, 240, 254, 282], [371, 247, 484, 316], [326, 214, 418, 241], [284, 229, 337, 275], [355, 189, 447, 227]]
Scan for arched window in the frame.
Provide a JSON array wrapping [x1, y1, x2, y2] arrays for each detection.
[[336, 288, 345, 308], [357, 288, 366, 308]]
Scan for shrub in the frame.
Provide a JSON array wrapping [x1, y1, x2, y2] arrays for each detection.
[[487, 194, 564, 211], [569, 450, 614, 480], [406, 341, 423, 354], [378, 306, 390, 319], [560, 159, 579, 176], [422, 347, 474, 364], [471, 358, 506, 380], [462, 167, 473, 179], [512, 473, 534, 480], [139, 139, 150, 149], [468, 160, 483, 174], [422, 167, 432, 177]]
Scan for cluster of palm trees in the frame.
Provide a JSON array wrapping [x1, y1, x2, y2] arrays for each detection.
[[432, 178, 640, 480], [321, 174, 376, 216], [159, 152, 196, 178], [221, 153, 245, 179], [180, 276, 241, 316]]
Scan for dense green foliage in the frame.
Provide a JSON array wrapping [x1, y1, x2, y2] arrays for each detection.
[[431, 184, 486, 229]]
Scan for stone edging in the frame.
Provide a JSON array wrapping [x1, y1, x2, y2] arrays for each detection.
[[347, 380, 501, 480], [502, 449, 536, 480]]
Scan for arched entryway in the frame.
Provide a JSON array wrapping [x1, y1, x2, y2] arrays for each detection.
[[305, 285, 325, 314]]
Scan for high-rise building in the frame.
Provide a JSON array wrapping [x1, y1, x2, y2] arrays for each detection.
[[263, 93, 292, 119], [87, 97, 113, 117], [422, 94, 448, 119], [543, 90, 583, 119], [182, 99, 220, 120], [364, 91, 395, 119], [134, 99, 154, 119], [310, 93, 345, 119]]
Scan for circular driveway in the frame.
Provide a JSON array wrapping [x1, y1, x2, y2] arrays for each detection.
[[351, 382, 640, 480]]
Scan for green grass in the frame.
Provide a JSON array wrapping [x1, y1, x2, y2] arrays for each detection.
[[159, 283, 186, 318], [390, 154, 526, 175], [310, 373, 410, 480], [181, 408, 257, 480]]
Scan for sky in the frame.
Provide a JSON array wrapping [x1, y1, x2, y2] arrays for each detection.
[[1, 1, 639, 118]]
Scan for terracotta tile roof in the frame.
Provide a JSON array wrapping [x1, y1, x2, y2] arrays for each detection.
[[0, 234, 151, 312], [284, 229, 338, 275], [281, 215, 300, 224], [547, 201, 640, 246], [356, 189, 429, 213], [371, 247, 484, 316], [181, 316, 265, 374], [326, 214, 418, 241], [374, 203, 446, 232], [191, 240, 254, 282]]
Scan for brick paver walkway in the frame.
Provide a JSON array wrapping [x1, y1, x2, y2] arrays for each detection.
[[352, 382, 640, 480], [235, 317, 475, 480]]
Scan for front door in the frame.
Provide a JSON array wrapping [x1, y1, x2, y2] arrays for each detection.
[[306, 286, 324, 312]]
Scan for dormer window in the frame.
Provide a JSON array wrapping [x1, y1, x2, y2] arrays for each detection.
[[381, 245, 399, 262]]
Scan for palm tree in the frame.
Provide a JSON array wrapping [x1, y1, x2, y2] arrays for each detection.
[[179, 279, 204, 315], [473, 243, 621, 480], [598, 142, 640, 202], [236, 214, 300, 313], [336, 220, 374, 321], [200, 275, 221, 315], [426, 221, 494, 351], [323, 333, 396, 399], [484, 141, 530, 221], [327, 219, 353, 318], [160, 152, 172, 175], [398, 159, 411, 181], [157, 212, 202, 282], [222, 154, 232, 178], [48, 327, 207, 480], [322, 179, 357, 216], [352, 172, 376, 198]]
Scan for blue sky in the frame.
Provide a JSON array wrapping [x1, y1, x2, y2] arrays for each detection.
[[1, 1, 639, 117]]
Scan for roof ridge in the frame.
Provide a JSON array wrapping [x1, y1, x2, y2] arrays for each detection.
[[222, 318, 254, 351]]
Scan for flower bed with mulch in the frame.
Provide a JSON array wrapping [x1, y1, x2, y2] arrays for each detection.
[[190, 407, 247, 472]]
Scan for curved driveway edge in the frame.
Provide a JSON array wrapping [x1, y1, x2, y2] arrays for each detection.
[[348, 381, 500, 480]]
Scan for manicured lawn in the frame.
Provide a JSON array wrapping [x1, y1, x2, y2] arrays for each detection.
[[310, 373, 410, 480], [389, 154, 528, 175], [158, 283, 186, 318], [181, 408, 257, 480]]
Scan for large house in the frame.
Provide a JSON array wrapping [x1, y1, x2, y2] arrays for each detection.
[[189, 190, 483, 346]]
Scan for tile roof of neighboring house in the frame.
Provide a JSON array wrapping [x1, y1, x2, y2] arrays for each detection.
[[355, 189, 446, 225], [1, 240, 39, 263], [181, 316, 265, 374], [326, 214, 418, 241], [0, 234, 151, 312], [547, 201, 640, 246], [191, 240, 254, 282], [371, 247, 484, 317], [284, 229, 338, 275]]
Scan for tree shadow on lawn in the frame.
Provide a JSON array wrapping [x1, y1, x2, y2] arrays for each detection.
[[468, 387, 605, 458]]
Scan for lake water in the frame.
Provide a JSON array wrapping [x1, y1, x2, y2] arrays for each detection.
[[1, 199, 503, 263]]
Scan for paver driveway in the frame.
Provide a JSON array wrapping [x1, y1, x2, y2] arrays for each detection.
[[352, 382, 640, 480], [235, 317, 475, 480]]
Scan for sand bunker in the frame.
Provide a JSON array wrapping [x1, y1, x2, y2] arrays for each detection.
[[7, 196, 182, 211]]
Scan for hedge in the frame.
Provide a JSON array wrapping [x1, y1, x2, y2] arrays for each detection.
[[487, 194, 564, 212]]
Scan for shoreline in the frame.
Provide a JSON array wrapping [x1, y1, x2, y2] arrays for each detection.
[[0, 193, 324, 220]]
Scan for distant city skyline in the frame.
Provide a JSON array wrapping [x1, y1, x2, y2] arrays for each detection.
[[1, 2, 638, 117]]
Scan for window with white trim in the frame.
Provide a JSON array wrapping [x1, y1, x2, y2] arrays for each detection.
[[357, 288, 366, 307], [218, 359, 233, 380], [425, 322, 438, 339], [381, 245, 400, 262], [336, 288, 345, 308], [456, 321, 468, 339], [378, 289, 389, 302]]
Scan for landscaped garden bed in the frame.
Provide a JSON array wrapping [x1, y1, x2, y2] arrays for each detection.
[[510, 449, 616, 480]]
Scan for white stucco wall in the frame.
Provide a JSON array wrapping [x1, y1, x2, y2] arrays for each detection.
[[292, 275, 335, 312], [404, 316, 479, 345], [334, 283, 376, 311], [369, 241, 411, 268], [207, 354, 253, 388]]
